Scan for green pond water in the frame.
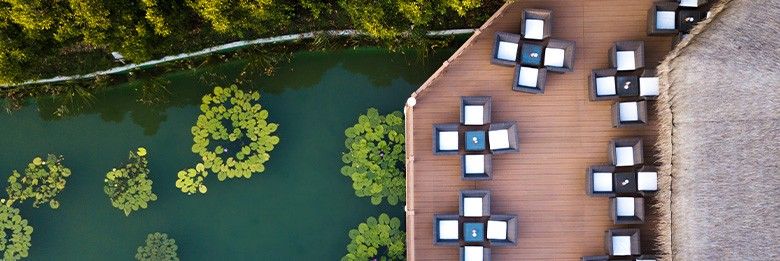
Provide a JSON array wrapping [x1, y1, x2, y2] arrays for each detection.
[[0, 47, 452, 260]]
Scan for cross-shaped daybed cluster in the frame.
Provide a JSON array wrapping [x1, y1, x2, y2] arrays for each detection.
[[582, 138, 659, 260], [490, 9, 576, 94], [647, 0, 714, 46], [434, 190, 518, 261], [431, 96, 520, 261], [588, 41, 661, 128], [433, 96, 520, 180]]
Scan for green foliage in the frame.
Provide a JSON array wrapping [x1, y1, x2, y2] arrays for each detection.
[[341, 108, 405, 205], [104, 148, 157, 216], [135, 232, 179, 261], [188, 0, 290, 36], [338, 0, 485, 39], [176, 85, 279, 195], [0, 0, 497, 89], [5, 154, 71, 209], [342, 213, 405, 261], [0, 204, 33, 261]]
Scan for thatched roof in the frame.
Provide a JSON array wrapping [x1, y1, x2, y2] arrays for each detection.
[[655, 0, 780, 259]]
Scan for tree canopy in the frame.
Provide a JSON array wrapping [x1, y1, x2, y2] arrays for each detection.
[[176, 85, 279, 195], [104, 147, 157, 216], [341, 108, 405, 205], [5, 154, 71, 209], [135, 232, 179, 261], [0, 0, 499, 86], [0, 204, 33, 261], [342, 213, 405, 261]]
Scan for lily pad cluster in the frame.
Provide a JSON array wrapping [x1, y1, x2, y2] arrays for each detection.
[[341, 108, 406, 205], [0, 205, 33, 261], [135, 232, 179, 261], [104, 148, 157, 216], [342, 213, 405, 261], [176, 85, 279, 194], [5, 154, 71, 209]]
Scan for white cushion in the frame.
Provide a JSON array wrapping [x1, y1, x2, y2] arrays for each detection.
[[438, 220, 459, 240], [593, 172, 613, 192], [465, 155, 485, 174], [615, 147, 635, 166], [524, 19, 545, 40], [680, 0, 699, 7], [616, 197, 636, 216], [517, 67, 539, 87], [496, 41, 518, 61], [463, 197, 483, 217], [488, 129, 510, 150], [638, 171, 658, 191], [612, 236, 632, 256], [438, 131, 459, 151], [616, 51, 636, 71], [596, 76, 617, 96], [463, 246, 484, 261], [619, 102, 639, 122], [543, 47, 565, 67], [463, 105, 484, 125], [487, 220, 507, 240], [656, 11, 676, 30], [640, 77, 659, 96]]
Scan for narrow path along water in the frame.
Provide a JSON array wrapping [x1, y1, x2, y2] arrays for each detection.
[[0, 47, 452, 260]]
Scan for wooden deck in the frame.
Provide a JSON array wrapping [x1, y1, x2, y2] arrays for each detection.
[[404, 0, 672, 260]]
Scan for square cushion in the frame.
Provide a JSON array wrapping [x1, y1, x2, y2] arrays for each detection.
[[463, 197, 483, 217], [488, 129, 510, 150], [465, 155, 485, 174], [438, 131, 459, 151], [656, 11, 676, 30], [616, 51, 637, 71], [619, 102, 639, 122], [680, 0, 699, 7], [524, 19, 545, 40], [544, 47, 565, 67], [640, 77, 660, 96], [612, 236, 632, 256], [593, 172, 614, 192], [638, 171, 658, 191], [615, 147, 635, 166], [596, 76, 617, 96], [487, 220, 508, 240], [518, 67, 539, 87], [616, 197, 636, 216], [463, 246, 484, 261], [438, 220, 459, 240], [464, 105, 484, 125], [496, 41, 519, 61]]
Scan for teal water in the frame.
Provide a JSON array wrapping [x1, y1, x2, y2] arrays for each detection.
[[0, 48, 451, 260]]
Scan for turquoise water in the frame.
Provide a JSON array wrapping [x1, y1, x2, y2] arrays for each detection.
[[0, 48, 451, 260]]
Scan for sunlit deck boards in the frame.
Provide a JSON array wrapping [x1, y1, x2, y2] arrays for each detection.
[[404, 0, 672, 260]]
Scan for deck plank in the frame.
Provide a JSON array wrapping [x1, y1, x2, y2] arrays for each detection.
[[405, 0, 671, 260]]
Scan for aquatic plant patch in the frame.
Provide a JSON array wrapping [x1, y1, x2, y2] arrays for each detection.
[[341, 108, 406, 205], [176, 85, 279, 194], [0, 204, 33, 261], [104, 148, 157, 216], [5, 154, 71, 209]]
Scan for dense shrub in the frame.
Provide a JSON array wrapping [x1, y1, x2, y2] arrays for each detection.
[[341, 108, 405, 205]]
